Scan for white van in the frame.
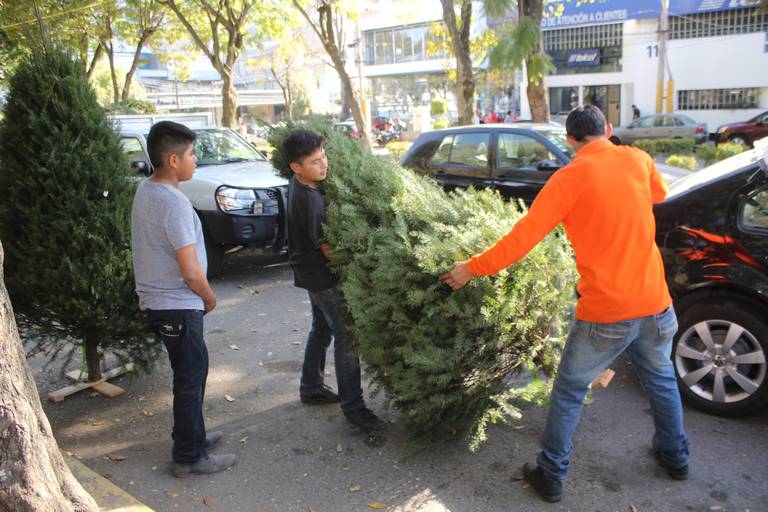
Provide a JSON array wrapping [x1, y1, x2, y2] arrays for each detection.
[[113, 114, 288, 277]]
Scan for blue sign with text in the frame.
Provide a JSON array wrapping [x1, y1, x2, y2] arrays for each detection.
[[541, 0, 759, 29], [567, 48, 602, 66]]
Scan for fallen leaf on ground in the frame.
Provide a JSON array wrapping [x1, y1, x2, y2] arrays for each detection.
[[240, 436, 249, 444], [225, 394, 236, 402], [349, 485, 361, 492], [101, 473, 112, 480], [628, 504, 638, 512], [251, 289, 259, 295], [336, 443, 344, 453], [142, 410, 154, 417], [90, 420, 105, 426], [107, 454, 127, 462], [368, 503, 386, 509], [166, 492, 178, 499], [203, 496, 214, 507], [512, 425, 525, 430], [292, 341, 301, 345], [229, 345, 240, 350]]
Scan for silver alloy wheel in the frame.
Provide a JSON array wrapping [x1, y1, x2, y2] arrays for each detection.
[[675, 319, 767, 404], [729, 135, 747, 145]]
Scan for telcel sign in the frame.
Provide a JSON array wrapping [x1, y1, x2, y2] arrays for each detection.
[[567, 48, 601, 67]]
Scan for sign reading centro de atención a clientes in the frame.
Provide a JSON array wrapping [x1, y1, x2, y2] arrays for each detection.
[[541, 0, 760, 29]]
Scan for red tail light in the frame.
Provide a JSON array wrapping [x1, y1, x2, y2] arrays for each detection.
[[695, 126, 704, 134]]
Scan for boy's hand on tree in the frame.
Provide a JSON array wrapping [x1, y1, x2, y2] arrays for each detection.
[[440, 262, 473, 290]]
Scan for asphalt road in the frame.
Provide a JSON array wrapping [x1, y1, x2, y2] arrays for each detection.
[[36, 250, 768, 512]]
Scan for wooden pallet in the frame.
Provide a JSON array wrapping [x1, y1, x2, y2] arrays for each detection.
[[47, 363, 135, 403]]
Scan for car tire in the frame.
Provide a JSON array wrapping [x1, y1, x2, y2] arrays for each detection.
[[673, 299, 768, 416], [728, 134, 751, 147], [203, 229, 226, 279]]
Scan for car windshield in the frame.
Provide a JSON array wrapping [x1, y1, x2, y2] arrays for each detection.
[[668, 147, 765, 199], [532, 127, 574, 159], [194, 129, 266, 166]]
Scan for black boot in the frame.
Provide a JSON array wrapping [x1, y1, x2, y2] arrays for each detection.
[[523, 463, 563, 503]]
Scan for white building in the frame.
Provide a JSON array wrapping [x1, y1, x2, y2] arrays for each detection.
[[539, 0, 768, 129]]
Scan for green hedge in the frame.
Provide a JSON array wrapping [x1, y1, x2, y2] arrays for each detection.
[[665, 155, 697, 171], [696, 142, 748, 167], [631, 138, 696, 157], [386, 140, 413, 161]]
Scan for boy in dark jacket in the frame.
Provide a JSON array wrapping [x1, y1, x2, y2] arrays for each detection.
[[283, 129, 384, 431]]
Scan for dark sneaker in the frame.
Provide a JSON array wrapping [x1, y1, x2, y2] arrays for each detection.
[[172, 453, 237, 478], [655, 451, 689, 481], [203, 431, 223, 450], [522, 463, 562, 503], [345, 407, 386, 431], [300, 384, 341, 405]]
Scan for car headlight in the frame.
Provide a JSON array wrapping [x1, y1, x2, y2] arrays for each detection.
[[216, 187, 264, 214]]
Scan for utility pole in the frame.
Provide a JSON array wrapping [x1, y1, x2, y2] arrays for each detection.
[[656, 0, 669, 114], [354, 23, 368, 136]]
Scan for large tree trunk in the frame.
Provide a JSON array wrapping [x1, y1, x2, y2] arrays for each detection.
[[0, 242, 99, 512], [85, 43, 103, 81], [121, 36, 149, 102], [221, 70, 239, 128], [522, 0, 549, 123], [441, 0, 475, 125], [293, 0, 370, 147]]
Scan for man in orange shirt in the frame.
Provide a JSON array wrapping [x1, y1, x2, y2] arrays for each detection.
[[441, 106, 690, 503]]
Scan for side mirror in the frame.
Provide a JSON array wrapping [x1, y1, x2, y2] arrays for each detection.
[[536, 160, 561, 172], [131, 160, 151, 176]]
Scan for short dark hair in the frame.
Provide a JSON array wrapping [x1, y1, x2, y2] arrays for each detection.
[[565, 105, 607, 142], [281, 130, 324, 165], [146, 121, 197, 168]]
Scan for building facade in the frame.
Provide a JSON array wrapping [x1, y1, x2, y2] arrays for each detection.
[[538, 0, 768, 129]]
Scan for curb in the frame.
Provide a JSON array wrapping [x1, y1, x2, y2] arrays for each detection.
[[65, 455, 154, 512]]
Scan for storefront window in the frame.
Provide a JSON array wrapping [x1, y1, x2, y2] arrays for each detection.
[[550, 87, 578, 114], [375, 31, 394, 65]]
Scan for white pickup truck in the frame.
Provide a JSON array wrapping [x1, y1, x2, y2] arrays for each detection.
[[113, 114, 288, 277]]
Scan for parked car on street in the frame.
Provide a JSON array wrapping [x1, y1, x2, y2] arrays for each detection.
[[611, 114, 708, 145], [116, 119, 288, 278], [711, 110, 768, 147], [400, 124, 689, 204], [332, 120, 360, 139], [655, 141, 768, 416], [371, 115, 390, 132]]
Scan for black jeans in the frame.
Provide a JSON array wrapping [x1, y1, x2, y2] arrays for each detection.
[[300, 287, 364, 413], [146, 309, 208, 464]]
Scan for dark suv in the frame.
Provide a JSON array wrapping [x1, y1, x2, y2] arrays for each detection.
[[712, 110, 768, 147], [655, 143, 768, 416]]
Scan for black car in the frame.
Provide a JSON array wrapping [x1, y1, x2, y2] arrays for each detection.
[[401, 124, 689, 203], [655, 144, 768, 416]]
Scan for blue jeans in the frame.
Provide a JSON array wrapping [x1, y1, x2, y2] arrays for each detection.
[[537, 306, 690, 480], [147, 309, 208, 464], [300, 287, 365, 413]]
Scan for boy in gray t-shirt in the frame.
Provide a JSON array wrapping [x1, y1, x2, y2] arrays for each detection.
[[130, 121, 236, 477]]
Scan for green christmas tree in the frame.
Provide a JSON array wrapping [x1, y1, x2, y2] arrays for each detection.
[[0, 44, 156, 381], [270, 121, 578, 446]]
